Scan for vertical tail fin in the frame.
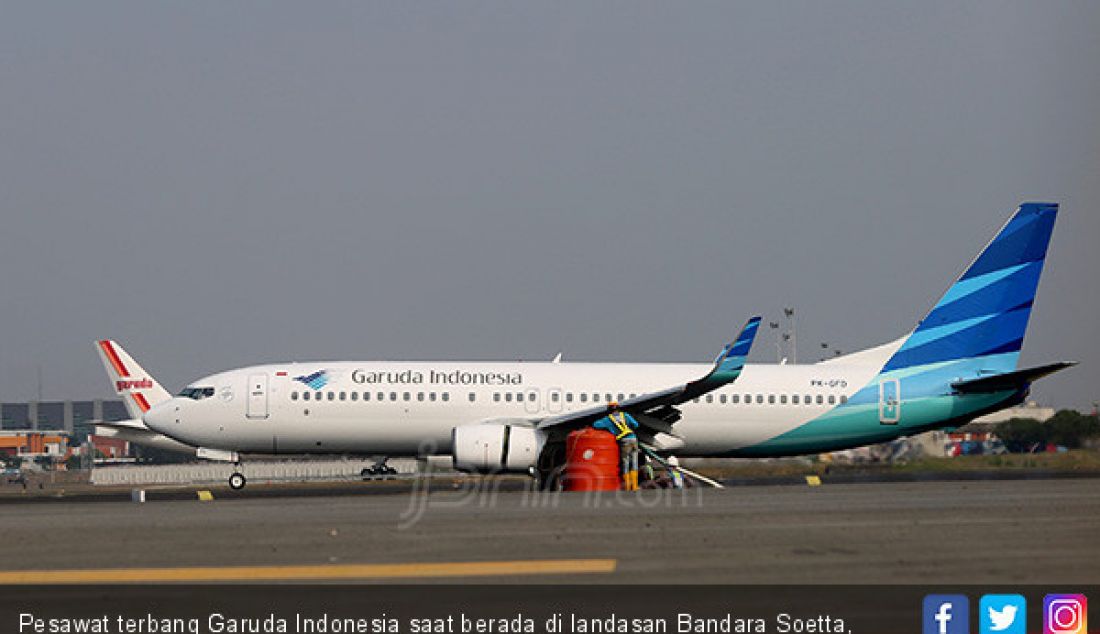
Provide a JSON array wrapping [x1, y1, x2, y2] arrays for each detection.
[[95, 340, 172, 418], [881, 202, 1058, 374]]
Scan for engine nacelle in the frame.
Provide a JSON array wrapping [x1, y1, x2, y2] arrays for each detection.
[[452, 424, 541, 473]]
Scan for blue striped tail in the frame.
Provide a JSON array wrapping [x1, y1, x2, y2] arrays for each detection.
[[882, 202, 1058, 374]]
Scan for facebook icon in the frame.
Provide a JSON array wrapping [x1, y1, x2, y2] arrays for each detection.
[[924, 595, 970, 634]]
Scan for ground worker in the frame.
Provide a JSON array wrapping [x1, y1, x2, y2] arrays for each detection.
[[593, 403, 640, 491], [667, 455, 685, 489]]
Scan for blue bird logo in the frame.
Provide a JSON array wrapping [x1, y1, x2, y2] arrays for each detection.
[[294, 370, 329, 390]]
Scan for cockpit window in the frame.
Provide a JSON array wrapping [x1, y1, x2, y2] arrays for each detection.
[[178, 386, 215, 400]]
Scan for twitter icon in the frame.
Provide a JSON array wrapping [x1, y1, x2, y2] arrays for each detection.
[[981, 595, 1026, 634]]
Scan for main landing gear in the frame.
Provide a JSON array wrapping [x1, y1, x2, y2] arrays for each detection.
[[361, 458, 397, 479]]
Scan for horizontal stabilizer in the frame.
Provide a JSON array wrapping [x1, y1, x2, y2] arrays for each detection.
[[93, 418, 148, 431], [951, 362, 1076, 394], [93, 419, 197, 455]]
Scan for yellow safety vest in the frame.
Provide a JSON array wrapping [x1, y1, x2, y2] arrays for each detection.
[[609, 412, 634, 440]]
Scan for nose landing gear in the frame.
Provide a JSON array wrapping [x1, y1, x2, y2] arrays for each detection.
[[229, 456, 246, 490], [228, 471, 247, 490]]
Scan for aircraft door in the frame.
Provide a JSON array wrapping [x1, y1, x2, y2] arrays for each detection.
[[879, 378, 900, 424], [524, 388, 540, 414], [247, 373, 269, 419]]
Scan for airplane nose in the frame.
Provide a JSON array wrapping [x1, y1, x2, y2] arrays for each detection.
[[142, 400, 178, 434]]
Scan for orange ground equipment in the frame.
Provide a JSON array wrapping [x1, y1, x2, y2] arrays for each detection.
[[563, 428, 621, 491]]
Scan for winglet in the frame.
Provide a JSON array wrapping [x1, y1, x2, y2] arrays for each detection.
[[712, 316, 762, 379], [676, 315, 762, 402]]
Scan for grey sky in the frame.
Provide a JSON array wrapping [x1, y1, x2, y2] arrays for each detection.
[[1, 2, 1097, 409]]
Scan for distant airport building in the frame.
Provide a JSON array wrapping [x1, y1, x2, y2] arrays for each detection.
[[0, 401, 133, 463], [0, 400, 128, 438], [0, 431, 69, 459]]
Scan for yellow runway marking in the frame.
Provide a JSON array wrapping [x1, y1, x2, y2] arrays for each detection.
[[0, 558, 617, 584]]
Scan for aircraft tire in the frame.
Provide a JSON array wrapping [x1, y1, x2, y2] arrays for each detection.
[[229, 472, 246, 490]]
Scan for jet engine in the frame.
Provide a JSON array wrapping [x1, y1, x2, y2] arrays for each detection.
[[452, 423, 541, 473]]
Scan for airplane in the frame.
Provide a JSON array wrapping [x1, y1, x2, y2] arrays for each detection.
[[98, 202, 1073, 490]]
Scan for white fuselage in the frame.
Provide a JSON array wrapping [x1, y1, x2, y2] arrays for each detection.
[[143, 344, 897, 458]]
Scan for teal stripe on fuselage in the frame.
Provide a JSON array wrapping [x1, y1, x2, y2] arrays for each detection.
[[845, 351, 1020, 406], [732, 391, 1016, 457]]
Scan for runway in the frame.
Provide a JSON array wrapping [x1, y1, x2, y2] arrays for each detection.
[[2, 479, 1097, 583]]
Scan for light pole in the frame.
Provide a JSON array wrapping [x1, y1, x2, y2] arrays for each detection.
[[784, 307, 797, 364], [769, 322, 781, 363]]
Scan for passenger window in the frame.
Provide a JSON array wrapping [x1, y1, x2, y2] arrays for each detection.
[[706, 395, 714, 403], [350, 392, 358, 401], [792, 394, 799, 404], [377, 392, 384, 401], [403, 392, 411, 401], [744, 394, 751, 404], [692, 398, 699, 404], [828, 395, 836, 405], [468, 393, 475, 402], [528, 393, 535, 402], [756, 394, 764, 404], [390, 392, 397, 401], [580, 394, 587, 403], [617, 393, 625, 402], [417, 392, 424, 402], [442, 393, 449, 402], [780, 395, 787, 404], [493, 393, 500, 402], [505, 393, 512, 402], [732, 394, 740, 404], [551, 392, 560, 402], [326, 392, 333, 401], [566, 393, 574, 403], [720, 394, 727, 404], [805, 394, 812, 404], [768, 395, 775, 404], [629, 393, 637, 399], [316, 392, 323, 401], [339, 392, 346, 401], [840, 395, 848, 404], [364, 392, 371, 401], [291, 392, 298, 401], [605, 394, 613, 403], [816, 394, 823, 405]]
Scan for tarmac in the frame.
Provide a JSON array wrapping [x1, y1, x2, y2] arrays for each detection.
[[1, 478, 1097, 584]]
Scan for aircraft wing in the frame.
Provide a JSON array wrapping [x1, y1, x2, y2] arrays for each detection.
[[951, 361, 1076, 394], [536, 316, 761, 438]]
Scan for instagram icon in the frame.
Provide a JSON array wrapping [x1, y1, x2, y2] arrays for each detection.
[[1044, 595, 1087, 634]]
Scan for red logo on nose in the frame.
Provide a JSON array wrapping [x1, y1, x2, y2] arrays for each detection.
[[116, 378, 153, 392]]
